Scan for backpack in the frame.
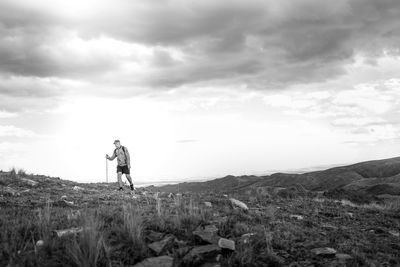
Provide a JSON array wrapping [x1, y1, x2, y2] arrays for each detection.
[[114, 146, 128, 161]]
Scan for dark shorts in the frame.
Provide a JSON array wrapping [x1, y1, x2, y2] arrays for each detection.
[[117, 165, 130, 174]]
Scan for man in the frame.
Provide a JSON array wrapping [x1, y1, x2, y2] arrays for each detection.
[[106, 140, 135, 191]]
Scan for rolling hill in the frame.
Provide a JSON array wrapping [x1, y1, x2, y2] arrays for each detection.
[[157, 157, 400, 197]]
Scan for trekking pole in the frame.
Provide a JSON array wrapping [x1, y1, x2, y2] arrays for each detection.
[[106, 157, 108, 183]]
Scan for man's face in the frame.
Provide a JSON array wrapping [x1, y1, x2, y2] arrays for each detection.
[[114, 142, 121, 148]]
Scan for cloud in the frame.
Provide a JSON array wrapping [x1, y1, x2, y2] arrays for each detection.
[[0, 125, 37, 138], [0, 0, 399, 93]]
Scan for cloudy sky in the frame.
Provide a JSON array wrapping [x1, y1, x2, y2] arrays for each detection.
[[1, 0, 400, 183]]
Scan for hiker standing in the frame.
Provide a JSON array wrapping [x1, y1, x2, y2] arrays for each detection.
[[106, 140, 135, 191]]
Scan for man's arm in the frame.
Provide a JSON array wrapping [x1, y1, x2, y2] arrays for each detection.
[[107, 150, 116, 160], [125, 147, 131, 168]]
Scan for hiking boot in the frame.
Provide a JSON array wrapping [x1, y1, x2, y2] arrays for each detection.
[[130, 184, 135, 191]]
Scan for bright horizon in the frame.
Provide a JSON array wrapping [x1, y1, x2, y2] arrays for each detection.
[[1, 0, 400, 183]]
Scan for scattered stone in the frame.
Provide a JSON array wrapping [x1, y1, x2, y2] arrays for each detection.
[[229, 198, 249, 210], [21, 178, 38, 186], [54, 227, 83, 238], [183, 245, 221, 265], [389, 230, 400, 237], [346, 212, 354, 218], [168, 193, 174, 198], [63, 200, 74, 206], [290, 214, 304, 220], [61, 195, 68, 200], [193, 225, 219, 244], [321, 223, 338, 231], [133, 256, 173, 267], [36, 240, 44, 247], [20, 189, 30, 194], [3, 187, 19, 196], [148, 234, 175, 255], [223, 194, 228, 198], [204, 202, 212, 208], [217, 238, 235, 250], [73, 186, 84, 191], [311, 247, 337, 257]]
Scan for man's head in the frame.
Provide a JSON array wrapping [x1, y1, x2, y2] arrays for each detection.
[[113, 139, 121, 148]]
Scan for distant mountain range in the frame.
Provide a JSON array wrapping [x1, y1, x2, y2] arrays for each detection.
[[156, 157, 400, 197]]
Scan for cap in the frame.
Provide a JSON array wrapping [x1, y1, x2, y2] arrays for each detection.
[[113, 139, 120, 144]]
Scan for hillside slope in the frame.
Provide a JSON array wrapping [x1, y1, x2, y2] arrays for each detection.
[[157, 157, 400, 196]]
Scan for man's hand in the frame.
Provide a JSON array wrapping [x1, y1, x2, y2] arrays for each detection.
[[105, 154, 109, 160]]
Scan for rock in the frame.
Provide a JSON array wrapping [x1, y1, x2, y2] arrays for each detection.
[[218, 238, 235, 250], [193, 225, 219, 244], [321, 223, 338, 231], [73, 186, 84, 191], [168, 193, 174, 198], [61, 195, 68, 200], [64, 200, 74, 206], [223, 194, 228, 198], [290, 214, 304, 220], [133, 256, 173, 267], [21, 178, 38, 186], [335, 253, 353, 261], [389, 230, 400, 237], [54, 227, 83, 237], [3, 187, 19, 196], [204, 202, 212, 208], [183, 245, 222, 265], [229, 198, 249, 210], [148, 234, 175, 255], [36, 240, 44, 247], [311, 247, 337, 257]]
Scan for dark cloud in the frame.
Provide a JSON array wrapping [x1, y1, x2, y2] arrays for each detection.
[[0, 0, 399, 95]]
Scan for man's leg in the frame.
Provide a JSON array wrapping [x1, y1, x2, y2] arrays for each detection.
[[125, 174, 135, 190], [117, 172, 123, 188]]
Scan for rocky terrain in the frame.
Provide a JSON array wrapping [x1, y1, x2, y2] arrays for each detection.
[[1, 159, 400, 266]]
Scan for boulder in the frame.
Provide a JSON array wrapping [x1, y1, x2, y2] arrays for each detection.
[[54, 227, 83, 238], [36, 240, 44, 247], [204, 202, 212, 208], [148, 234, 175, 255], [217, 238, 235, 250], [2, 187, 19, 196], [133, 256, 173, 267], [21, 178, 38, 186], [310, 247, 337, 257], [193, 225, 219, 244], [229, 198, 248, 210], [290, 215, 304, 220], [73, 186, 84, 191]]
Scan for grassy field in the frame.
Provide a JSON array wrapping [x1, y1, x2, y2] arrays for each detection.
[[1, 169, 400, 266]]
